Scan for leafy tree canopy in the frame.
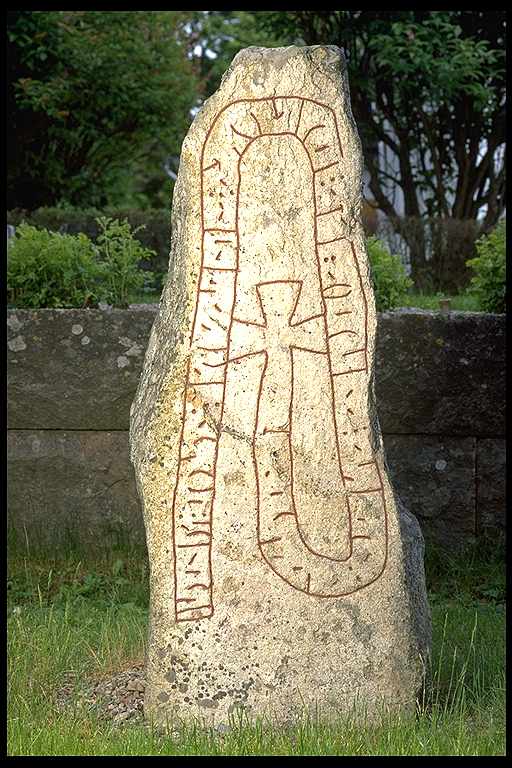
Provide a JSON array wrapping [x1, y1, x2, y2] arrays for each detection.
[[187, 11, 505, 286], [8, 11, 506, 289], [194, 11, 506, 223], [8, 11, 198, 208]]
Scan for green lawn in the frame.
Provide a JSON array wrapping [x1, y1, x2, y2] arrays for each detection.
[[396, 293, 480, 312], [8, 290, 483, 313], [7, 540, 505, 756], [126, 292, 482, 312]]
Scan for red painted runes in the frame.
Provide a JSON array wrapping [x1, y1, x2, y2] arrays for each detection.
[[171, 96, 388, 622]]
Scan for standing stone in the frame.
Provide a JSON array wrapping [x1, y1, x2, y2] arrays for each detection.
[[130, 45, 431, 726]]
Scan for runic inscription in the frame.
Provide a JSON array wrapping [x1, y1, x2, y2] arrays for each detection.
[[172, 96, 388, 622]]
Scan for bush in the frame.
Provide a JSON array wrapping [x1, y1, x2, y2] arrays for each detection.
[[7, 206, 170, 277], [95, 217, 155, 307], [366, 236, 413, 311], [466, 221, 506, 313], [7, 218, 155, 308], [7, 224, 105, 308], [374, 216, 481, 293]]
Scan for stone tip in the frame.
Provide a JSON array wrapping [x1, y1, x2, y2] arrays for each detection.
[[214, 44, 350, 108], [231, 43, 345, 69]]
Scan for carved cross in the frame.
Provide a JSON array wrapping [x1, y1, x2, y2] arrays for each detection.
[[229, 280, 326, 432]]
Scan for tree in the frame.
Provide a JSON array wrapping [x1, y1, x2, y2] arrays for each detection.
[[250, 11, 506, 288], [7, 11, 198, 209]]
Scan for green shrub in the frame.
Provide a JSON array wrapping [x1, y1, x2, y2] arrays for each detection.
[[466, 221, 506, 313], [366, 236, 413, 310], [7, 223, 106, 308], [7, 206, 170, 275], [95, 217, 155, 307], [7, 218, 155, 308]]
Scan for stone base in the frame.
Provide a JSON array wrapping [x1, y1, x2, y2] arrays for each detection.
[[141, 452, 430, 726]]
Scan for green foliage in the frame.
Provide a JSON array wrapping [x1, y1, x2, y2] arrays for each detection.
[[229, 11, 506, 289], [7, 545, 506, 755], [370, 14, 503, 113], [366, 236, 413, 310], [253, 12, 505, 221], [7, 223, 105, 308], [466, 221, 506, 313], [397, 292, 480, 312], [425, 538, 505, 607], [8, 552, 149, 609], [8, 206, 170, 276], [7, 218, 155, 308], [95, 217, 155, 307], [383, 215, 481, 293], [8, 11, 197, 208]]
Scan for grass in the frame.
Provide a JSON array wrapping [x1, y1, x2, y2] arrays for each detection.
[[130, 291, 482, 312], [128, 291, 483, 312], [8, 291, 483, 312], [7, 539, 505, 756], [396, 292, 480, 312]]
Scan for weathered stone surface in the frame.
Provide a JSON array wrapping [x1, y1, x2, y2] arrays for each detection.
[[130, 46, 431, 725], [7, 431, 498, 550], [7, 307, 155, 430], [7, 307, 505, 436], [383, 436, 477, 546], [376, 309, 505, 437], [7, 430, 142, 549], [476, 439, 506, 535]]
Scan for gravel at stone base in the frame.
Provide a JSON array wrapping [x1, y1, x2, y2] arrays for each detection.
[[56, 663, 146, 727], [55, 665, 237, 740]]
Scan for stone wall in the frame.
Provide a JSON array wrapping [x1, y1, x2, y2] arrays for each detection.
[[7, 307, 505, 550]]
